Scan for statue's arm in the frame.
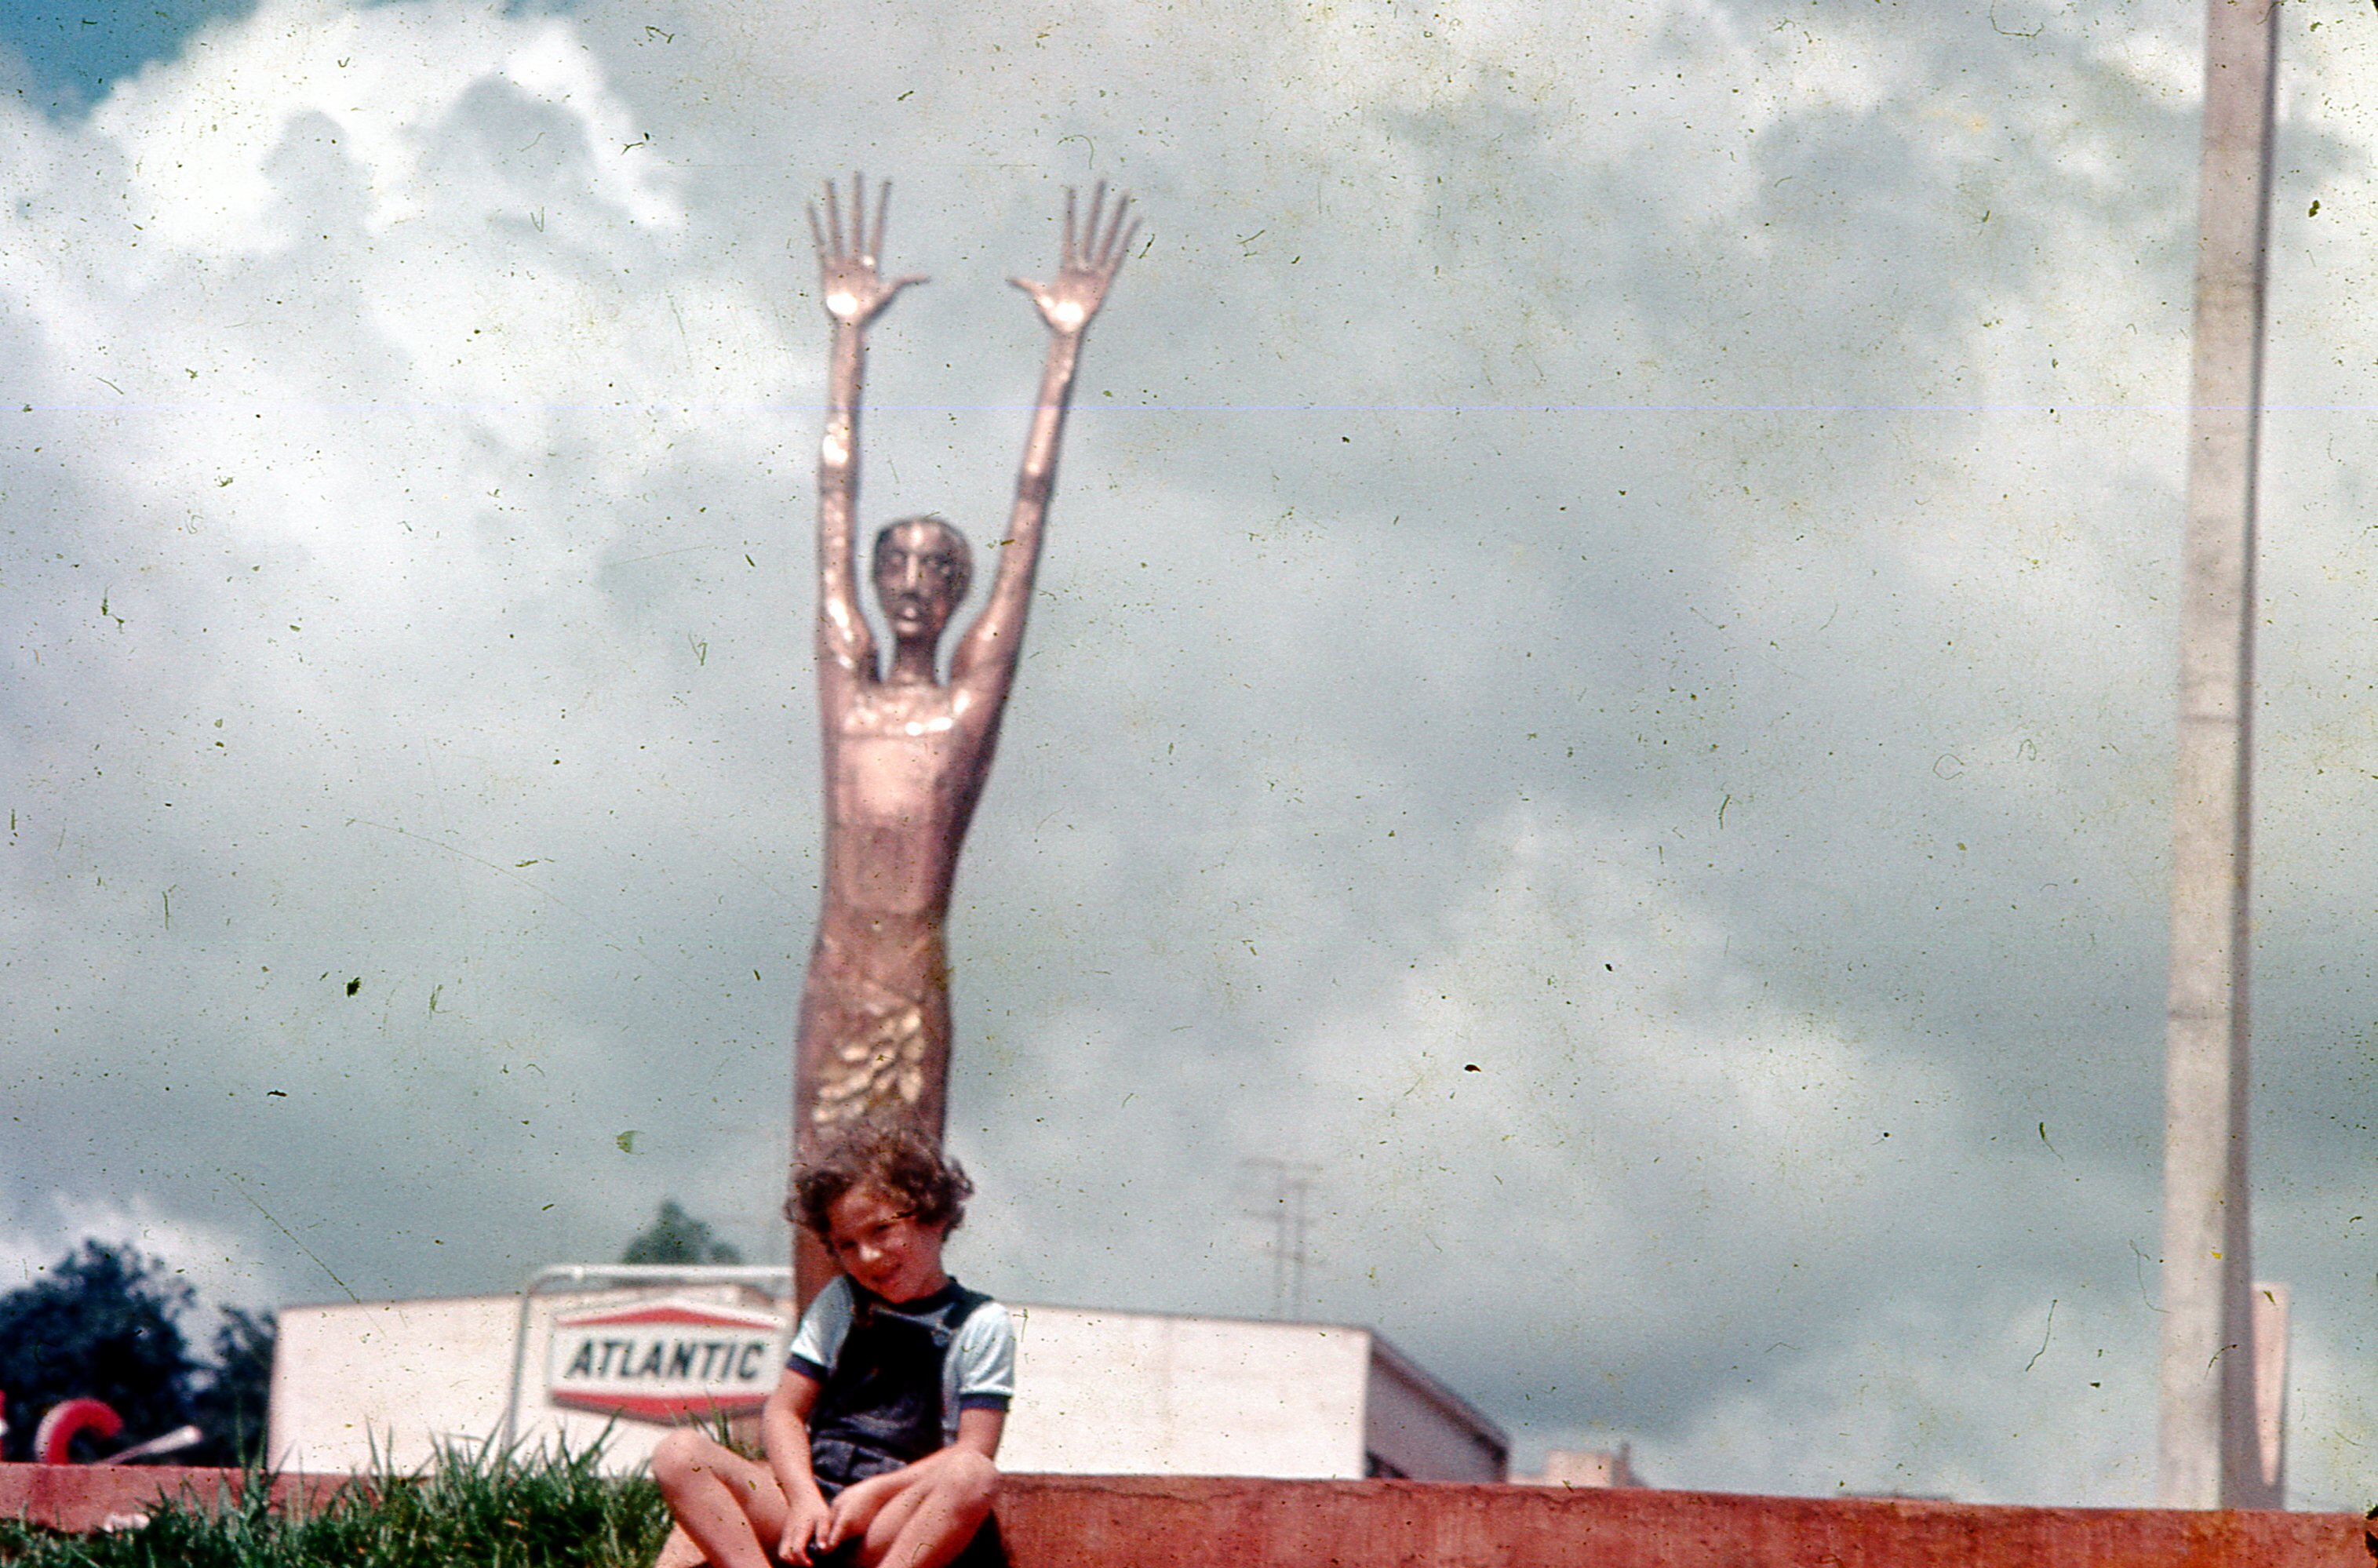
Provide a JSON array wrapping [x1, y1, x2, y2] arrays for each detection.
[[810, 175, 927, 678], [951, 185, 1139, 696]]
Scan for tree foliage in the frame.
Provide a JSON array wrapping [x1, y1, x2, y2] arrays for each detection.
[[0, 1239, 275, 1465], [187, 1305, 278, 1468], [618, 1200, 743, 1267], [0, 1240, 194, 1462]]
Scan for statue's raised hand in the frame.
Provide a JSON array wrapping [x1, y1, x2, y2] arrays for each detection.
[[1011, 183, 1139, 337], [808, 173, 927, 329]]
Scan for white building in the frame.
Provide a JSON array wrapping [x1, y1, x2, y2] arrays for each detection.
[[269, 1274, 1506, 1483]]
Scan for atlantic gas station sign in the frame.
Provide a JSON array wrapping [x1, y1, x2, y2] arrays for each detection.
[[546, 1297, 788, 1423]]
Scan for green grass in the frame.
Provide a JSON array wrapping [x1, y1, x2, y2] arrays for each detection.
[[0, 1439, 672, 1568]]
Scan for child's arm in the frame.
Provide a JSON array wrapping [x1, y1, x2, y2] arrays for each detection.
[[949, 1406, 1004, 1461], [762, 1368, 835, 1566]]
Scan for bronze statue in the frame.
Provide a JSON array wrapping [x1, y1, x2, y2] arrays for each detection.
[[792, 175, 1136, 1206]]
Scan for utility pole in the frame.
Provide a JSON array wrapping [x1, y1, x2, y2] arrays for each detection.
[[1244, 1159, 1317, 1319], [2157, 0, 2280, 1512]]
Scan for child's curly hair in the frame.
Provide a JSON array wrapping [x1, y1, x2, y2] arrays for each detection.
[[788, 1122, 974, 1239]]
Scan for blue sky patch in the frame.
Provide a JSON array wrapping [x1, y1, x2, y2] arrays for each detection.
[[0, 0, 257, 111]]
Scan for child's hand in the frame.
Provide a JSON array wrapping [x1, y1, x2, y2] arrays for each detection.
[[777, 1495, 833, 1566], [816, 1472, 899, 1553]]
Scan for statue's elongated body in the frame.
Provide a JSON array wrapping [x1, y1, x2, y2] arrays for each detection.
[[792, 176, 1135, 1295]]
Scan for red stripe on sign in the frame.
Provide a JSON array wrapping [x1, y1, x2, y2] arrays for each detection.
[[551, 1390, 772, 1423], [555, 1306, 782, 1330]]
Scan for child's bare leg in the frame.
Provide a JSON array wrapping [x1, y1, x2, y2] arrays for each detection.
[[650, 1429, 790, 1568], [857, 1451, 998, 1568], [653, 1524, 708, 1568]]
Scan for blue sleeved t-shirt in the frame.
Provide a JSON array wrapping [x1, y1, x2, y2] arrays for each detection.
[[787, 1275, 1016, 1446]]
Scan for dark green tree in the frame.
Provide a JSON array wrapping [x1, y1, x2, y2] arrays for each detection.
[[0, 1240, 195, 1462], [619, 1200, 743, 1266], [185, 1305, 276, 1467]]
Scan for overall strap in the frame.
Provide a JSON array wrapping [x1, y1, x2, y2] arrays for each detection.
[[939, 1285, 994, 1335]]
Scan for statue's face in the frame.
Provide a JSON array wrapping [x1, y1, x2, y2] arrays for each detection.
[[872, 519, 970, 643]]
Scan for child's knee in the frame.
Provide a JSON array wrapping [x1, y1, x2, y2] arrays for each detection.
[[650, 1428, 728, 1493]]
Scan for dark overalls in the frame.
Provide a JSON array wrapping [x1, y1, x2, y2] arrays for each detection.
[[809, 1282, 1007, 1568]]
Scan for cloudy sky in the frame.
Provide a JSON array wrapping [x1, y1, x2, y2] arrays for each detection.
[[5, 0, 2378, 1509]]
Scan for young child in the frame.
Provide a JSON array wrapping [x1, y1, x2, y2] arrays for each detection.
[[651, 1126, 1014, 1568]]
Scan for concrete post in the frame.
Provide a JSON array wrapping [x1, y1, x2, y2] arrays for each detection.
[[2156, 0, 2279, 1512]]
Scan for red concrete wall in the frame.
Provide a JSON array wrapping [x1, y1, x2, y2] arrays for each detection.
[[0, 1463, 348, 1534], [2, 1463, 2370, 1566], [995, 1476, 2374, 1567]]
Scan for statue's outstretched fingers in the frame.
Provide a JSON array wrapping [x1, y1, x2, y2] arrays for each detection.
[[1083, 182, 1109, 263], [822, 179, 845, 254], [1097, 195, 1133, 267], [1109, 217, 1142, 273], [807, 201, 828, 261]]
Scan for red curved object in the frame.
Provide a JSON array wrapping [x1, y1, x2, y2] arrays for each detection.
[[34, 1398, 122, 1464]]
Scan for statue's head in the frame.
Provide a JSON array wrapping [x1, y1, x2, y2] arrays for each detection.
[[872, 515, 973, 645]]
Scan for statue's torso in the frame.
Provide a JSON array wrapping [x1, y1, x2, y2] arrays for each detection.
[[822, 678, 994, 920]]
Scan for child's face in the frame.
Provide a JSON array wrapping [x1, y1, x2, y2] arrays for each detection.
[[824, 1183, 950, 1304]]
